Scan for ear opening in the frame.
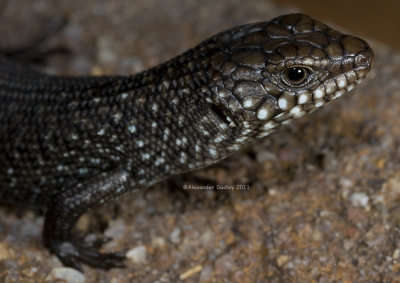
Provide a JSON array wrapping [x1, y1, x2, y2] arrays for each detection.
[[209, 104, 231, 126]]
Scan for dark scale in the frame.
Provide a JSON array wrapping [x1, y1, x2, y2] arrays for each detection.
[[0, 14, 373, 270]]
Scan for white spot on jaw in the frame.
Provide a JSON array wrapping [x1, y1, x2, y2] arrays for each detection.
[[325, 81, 337, 94], [298, 91, 311, 104], [97, 129, 105, 136], [315, 100, 325, 108], [282, 119, 292, 125], [137, 140, 144, 147], [314, 86, 325, 99], [336, 75, 348, 89], [262, 121, 276, 131], [292, 110, 306, 119], [257, 108, 269, 120], [289, 105, 302, 115], [332, 90, 345, 100], [274, 113, 285, 119], [278, 98, 288, 110], [259, 131, 270, 138]]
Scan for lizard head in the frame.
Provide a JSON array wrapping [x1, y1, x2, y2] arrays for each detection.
[[206, 13, 374, 145]]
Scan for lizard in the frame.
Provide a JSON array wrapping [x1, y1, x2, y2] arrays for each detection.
[[0, 13, 374, 270]]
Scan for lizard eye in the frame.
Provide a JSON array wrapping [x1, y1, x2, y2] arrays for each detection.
[[282, 66, 312, 87]]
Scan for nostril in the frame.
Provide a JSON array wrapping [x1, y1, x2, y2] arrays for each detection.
[[355, 51, 371, 67], [357, 55, 368, 66]]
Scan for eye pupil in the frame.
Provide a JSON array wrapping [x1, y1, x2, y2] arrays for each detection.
[[282, 66, 312, 87], [287, 67, 306, 83]]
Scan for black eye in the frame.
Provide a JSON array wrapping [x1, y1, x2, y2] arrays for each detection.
[[284, 67, 309, 85]]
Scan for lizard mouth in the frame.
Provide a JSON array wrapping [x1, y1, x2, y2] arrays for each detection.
[[261, 40, 375, 129]]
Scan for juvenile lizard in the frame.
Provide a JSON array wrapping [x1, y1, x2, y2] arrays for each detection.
[[0, 13, 373, 270]]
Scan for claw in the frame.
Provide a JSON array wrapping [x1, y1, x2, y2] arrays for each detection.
[[69, 261, 83, 273], [79, 249, 126, 269]]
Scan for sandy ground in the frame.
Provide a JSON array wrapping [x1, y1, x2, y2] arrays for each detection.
[[0, 0, 399, 282]]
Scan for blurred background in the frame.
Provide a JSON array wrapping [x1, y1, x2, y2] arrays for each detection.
[[276, 0, 400, 51]]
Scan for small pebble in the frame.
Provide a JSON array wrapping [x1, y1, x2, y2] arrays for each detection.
[[215, 254, 236, 275], [276, 255, 291, 267], [0, 242, 11, 260], [104, 219, 126, 240], [169, 227, 182, 244], [179, 264, 203, 280], [339, 178, 354, 189], [46, 267, 85, 283], [393, 249, 400, 259], [152, 236, 166, 248], [349, 192, 369, 208], [256, 150, 276, 163], [199, 265, 213, 282], [126, 245, 147, 264]]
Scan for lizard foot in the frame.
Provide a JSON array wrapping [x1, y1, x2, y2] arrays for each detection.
[[45, 235, 126, 271]]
